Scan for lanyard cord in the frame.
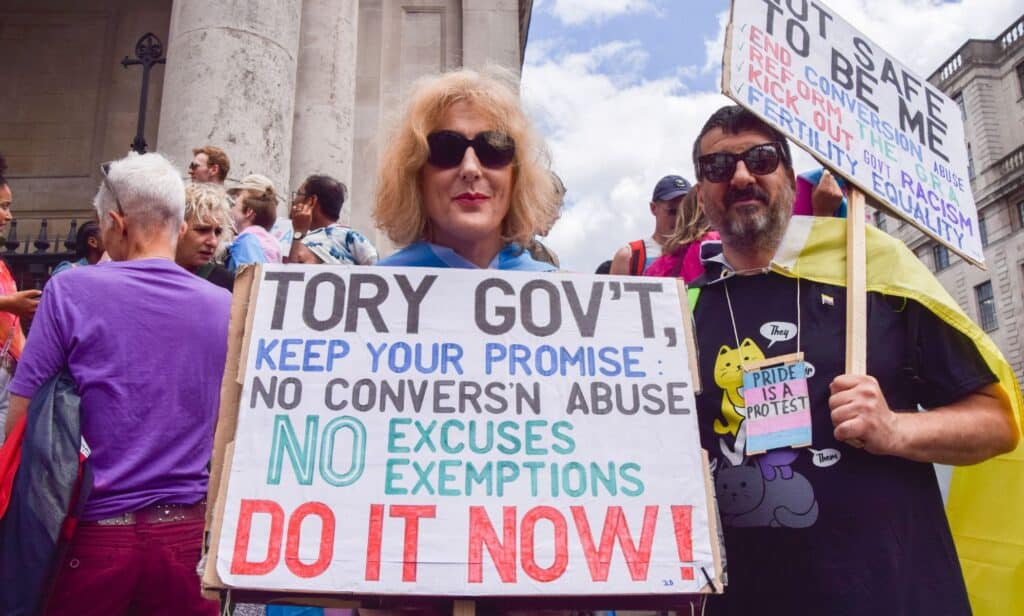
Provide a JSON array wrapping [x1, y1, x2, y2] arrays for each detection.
[[723, 273, 801, 355]]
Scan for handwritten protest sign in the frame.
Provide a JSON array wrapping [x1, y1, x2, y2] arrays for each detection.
[[741, 353, 812, 454], [205, 265, 721, 599], [723, 0, 983, 266]]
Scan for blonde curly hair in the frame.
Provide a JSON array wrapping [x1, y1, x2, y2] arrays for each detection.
[[661, 190, 710, 255], [373, 67, 558, 248], [184, 182, 235, 259]]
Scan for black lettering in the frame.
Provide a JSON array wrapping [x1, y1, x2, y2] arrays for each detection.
[[898, 97, 925, 145], [762, 0, 784, 35], [830, 48, 854, 90], [562, 281, 603, 337], [520, 280, 561, 337], [266, 271, 305, 330], [852, 36, 874, 71], [810, 1, 832, 37], [475, 278, 515, 335], [786, 18, 810, 57], [623, 282, 661, 338], [345, 274, 389, 333], [395, 274, 436, 334], [303, 272, 344, 331]]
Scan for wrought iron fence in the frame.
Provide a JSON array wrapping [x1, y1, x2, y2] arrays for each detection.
[[0, 218, 79, 290]]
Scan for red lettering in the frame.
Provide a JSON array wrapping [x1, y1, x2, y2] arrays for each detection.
[[468, 506, 516, 583], [749, 45, 765, 68], [284, 501, 335, 578], [390, 504, 436, 582], [364, 503, 385, 581], [230, 499, 285, 575], [749, 24, 764, 46], [571, 506, 659, 582], [671, 506, 694, 581], [520, 507, 568, 582]]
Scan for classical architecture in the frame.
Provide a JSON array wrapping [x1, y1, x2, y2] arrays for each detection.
[[879, 14, 1024, 381], [0, 0, 533, 260]]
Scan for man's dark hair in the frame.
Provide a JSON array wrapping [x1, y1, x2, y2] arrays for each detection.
[[304, 174, 346, 222], [75, 220, 100, 259], [691, 105, 792, 180], [0, 151, 7, 188]]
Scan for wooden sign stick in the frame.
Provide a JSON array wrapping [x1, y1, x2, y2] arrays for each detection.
[[845, 187, 867, 375]]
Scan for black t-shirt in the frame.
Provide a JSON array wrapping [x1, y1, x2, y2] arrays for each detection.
[[197, 262, 234, 292], [691, 270, 995, 615]]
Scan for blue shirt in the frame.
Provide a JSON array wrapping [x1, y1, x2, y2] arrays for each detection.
[[378, 241, 557, 271], [226, 233, 267, 273]]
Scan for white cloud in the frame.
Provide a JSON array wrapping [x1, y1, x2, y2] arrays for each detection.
[[522, 44, 730, 272], [523, 0, 1020, 271], [702, 9, 731, 77], [546, 0, 658, 26], [815, 0, 1019, 77]]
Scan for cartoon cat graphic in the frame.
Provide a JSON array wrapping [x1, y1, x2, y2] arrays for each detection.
[[715, 457, 819, 529], [713, 338, 765, 436]]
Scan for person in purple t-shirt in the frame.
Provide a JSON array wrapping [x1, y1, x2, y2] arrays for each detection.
[[4, 152, 230, 615]]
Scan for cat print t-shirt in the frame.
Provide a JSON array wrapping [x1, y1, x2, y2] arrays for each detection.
[[690, 266, 994, 616]]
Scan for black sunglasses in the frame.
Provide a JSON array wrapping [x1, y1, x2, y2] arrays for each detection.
[[426, 130, 516, 170], [697, 142, 787, 183], [100, 162, 126, 217]]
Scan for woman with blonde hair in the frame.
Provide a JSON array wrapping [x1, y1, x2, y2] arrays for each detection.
[[175, 182, 235, 290], [375, 68, 559, 270], [644, 189, 718, 282]]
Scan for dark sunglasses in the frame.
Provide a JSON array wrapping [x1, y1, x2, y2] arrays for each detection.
[[100, 162, 126, 217], [697, 142, 787, 183], [426, 130, 516, 169]]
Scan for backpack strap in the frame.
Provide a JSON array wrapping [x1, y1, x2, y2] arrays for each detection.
[[628, 240, 647, 275]]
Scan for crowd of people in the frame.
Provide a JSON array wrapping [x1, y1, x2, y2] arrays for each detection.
[[0, 65, 1018, 616]]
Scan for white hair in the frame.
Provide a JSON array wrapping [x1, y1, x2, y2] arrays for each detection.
[[93, 152, 185, 237]]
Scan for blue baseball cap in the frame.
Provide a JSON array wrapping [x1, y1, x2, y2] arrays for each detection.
[[652, 175, 691, 202]]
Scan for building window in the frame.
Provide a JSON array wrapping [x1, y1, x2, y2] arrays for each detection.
[[1018, 201, 1024, 229], [933, 244, 950, 271], [975, 281, 998, 332], [873, 210, 887, 232], [954, 92, 966, 120], [967, 144, 975, 179], [1018, 62, 1024, 97], [979, 215, 989, 247]]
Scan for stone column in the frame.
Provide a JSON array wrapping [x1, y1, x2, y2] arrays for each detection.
[[156, 0, 302, 196], [462, 0, 521, 72], [289, 0, 360, 224]]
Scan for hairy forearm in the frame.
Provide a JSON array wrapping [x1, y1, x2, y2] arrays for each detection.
[[889, 385, 1019, 465]]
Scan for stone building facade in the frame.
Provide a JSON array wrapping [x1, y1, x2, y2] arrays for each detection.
[[0, 0, 533, 254], [877, 14, 1024, 382]]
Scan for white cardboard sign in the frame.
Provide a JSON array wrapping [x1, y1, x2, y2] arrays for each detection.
[[724, 0, 983, 266], [213, 265, 720, 597]]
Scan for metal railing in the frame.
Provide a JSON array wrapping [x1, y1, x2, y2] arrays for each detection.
[[0, 218, 79, 290]]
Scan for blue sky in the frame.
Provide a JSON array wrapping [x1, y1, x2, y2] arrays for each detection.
[[521, 0, 1021, 271]]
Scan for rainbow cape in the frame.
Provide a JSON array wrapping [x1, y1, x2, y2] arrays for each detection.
[[763, 216, 1023, 616]]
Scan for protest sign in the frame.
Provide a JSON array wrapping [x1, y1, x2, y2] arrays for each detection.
[[741, 353, 813, 454], [723, 0, 984, 267], [203, 265, 721, 602]]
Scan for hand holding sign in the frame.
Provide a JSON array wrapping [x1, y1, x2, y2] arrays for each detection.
[[828, 374, 901, 454]]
